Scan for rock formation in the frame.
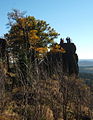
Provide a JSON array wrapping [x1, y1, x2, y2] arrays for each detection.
[[60, 37, 79, 76], [41, 37, 79, 77], [0, 37, 79, 77], [0, 38, 6, 59]]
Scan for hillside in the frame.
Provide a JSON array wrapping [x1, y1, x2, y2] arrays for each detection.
[[0, 11, 92, 120], [79, 59, 93, 92], [79, 59, 93, 66], [79, 59, 93, 73]]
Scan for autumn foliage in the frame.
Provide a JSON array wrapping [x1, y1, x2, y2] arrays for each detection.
[[0, 9, 92, 120]]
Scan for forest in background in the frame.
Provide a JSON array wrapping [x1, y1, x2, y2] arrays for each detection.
[[0, 9, 93, 120]]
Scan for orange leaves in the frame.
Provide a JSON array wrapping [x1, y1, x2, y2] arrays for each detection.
[[59, 47, 66, 53], [35, 47, 48, 53], [29, 47, 48, 58], [17, 18, 26, 29], [31, 46, 48, 53], [50, 44, 66, 53], [5, 12, 59, 53], [29, 30, 39, 39], [17, 17, 36, 29], [30, 30, 38, 33], [28, 30, 40, 45]]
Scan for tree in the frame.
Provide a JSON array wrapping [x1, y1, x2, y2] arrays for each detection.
[[5, 9, 59, 52], [4, 9, 59, 79]]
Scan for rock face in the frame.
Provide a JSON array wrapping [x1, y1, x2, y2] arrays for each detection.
[[0, 38, 6, 59], [42, 52, 63, 76], [0, 38, 79, 77], [0, 38, 10, 72], [60, 42, 79, 76], [41, 41, 79, 77]]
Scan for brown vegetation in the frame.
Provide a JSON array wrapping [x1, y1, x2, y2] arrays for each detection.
[[0, 9, 93, 120]]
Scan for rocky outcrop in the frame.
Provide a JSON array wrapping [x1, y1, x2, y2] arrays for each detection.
[[0, 38, 6, 59], [60, 42, 79, 76], [40, 41, 79, 77], [0, 38, 79, 77]]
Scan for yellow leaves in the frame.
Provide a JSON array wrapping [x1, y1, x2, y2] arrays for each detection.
[[50, 44, 66, 53], [59, 47, 66, 53], [18, 17, 35, 28], [30, 30, 37, 33], [35, 47, 48, 53], [18, 18, 26, 22], [18, 18, 26, 27], [29, 30, 39, 38], [17, 17, 35, 30], [29, 30, 40, 45], [29, 47, 48, 58], [55, 44, 60, 49], [29, 35, 39, 41], [49, 32, 58, 36], [31, 47, 48, 53]]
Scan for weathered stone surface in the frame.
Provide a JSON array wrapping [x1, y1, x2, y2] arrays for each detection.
[[0, 38, 6, 58], [40, 41, 79, 77]]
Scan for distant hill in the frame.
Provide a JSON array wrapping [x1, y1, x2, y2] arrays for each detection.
[[79, 59, 93, 66], [79, 60, 93, 87], [79, 59, 93, 73]]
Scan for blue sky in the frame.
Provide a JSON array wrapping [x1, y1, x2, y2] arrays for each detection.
[[0, 0, 93, 59]]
